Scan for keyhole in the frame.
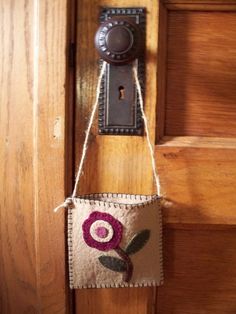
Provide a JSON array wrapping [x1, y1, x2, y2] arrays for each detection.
[[119, 86, 125, 100]]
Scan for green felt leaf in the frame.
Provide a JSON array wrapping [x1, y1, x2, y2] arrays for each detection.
[[125, 229, 150, 255], [98, 256, 128, 273]]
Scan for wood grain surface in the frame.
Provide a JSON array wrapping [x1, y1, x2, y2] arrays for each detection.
[[165, 11, 236, 137], [0, 0, 69, 313], [157, 227, 236, 314], [157, 0, 168, 140], [164, 0, 236, 6], [76, 287, 156, 314], [0, 1, 37, 312], [37, 0, 70, 313], [156, 143, 236, 225], [155, 4, 236, 311]]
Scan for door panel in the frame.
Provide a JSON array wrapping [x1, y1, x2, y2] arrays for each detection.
[[157, 226, 236, 314], [75, 0, 236, 313], [155, 1, 236, 313], [156, 0, 236, 226], [157, 144, 236, 224], [165, 11, 236, 137]]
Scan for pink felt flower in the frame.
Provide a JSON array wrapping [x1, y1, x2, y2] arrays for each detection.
[[82, 211, 123, 251]]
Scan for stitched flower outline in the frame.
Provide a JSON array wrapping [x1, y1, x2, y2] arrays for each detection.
[[82, 211, 150, 282], [82, 211, 123, 251]]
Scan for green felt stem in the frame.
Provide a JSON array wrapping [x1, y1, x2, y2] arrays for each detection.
[[115, 246, 133, 282]]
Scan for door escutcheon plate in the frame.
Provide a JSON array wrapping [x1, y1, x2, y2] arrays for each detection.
[[97, 8, 146, 135]]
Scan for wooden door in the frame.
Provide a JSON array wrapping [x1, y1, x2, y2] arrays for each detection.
[[75, 0, 236, 313], [1, 0, 236, 313]]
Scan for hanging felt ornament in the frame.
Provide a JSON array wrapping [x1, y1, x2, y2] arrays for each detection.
[[54, 62, 164, 289]]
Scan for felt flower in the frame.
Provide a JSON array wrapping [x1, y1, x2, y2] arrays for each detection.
[[82, 211, 123, 251], [82, 211, 150, 283]]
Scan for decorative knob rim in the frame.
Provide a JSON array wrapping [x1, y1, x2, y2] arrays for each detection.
[[95, 18, 142, 65]]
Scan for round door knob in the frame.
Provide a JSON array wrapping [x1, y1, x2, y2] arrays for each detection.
[[95, 18, 142, 65]]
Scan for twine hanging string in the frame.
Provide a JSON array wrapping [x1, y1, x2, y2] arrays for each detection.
[[132, 65, 161, 196], [54, 61, 161, 212]]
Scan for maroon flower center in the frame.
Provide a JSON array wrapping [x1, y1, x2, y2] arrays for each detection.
[[82, 211, 123, 251], [95, 226, 109, 238]]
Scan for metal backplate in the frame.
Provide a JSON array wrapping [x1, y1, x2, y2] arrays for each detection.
[[98, 8, 145, 135]]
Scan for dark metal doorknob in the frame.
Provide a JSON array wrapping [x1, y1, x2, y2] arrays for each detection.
[[95, 18, 142, 65], [95, 7, 145, 135]]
